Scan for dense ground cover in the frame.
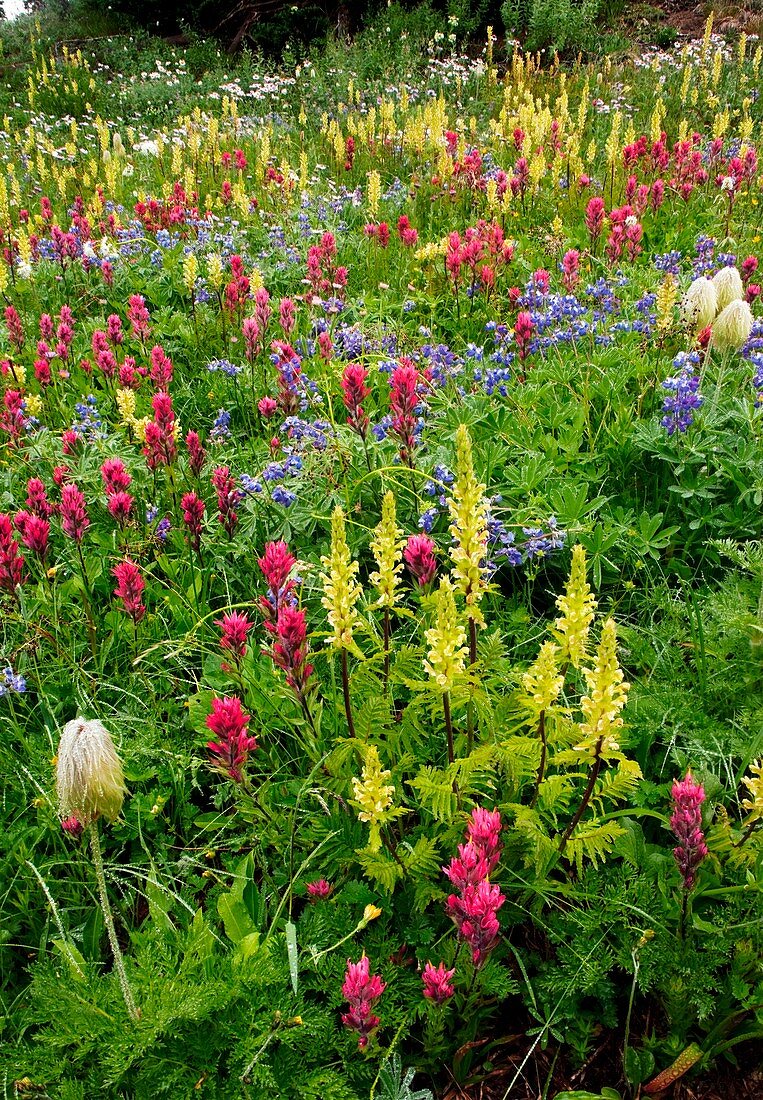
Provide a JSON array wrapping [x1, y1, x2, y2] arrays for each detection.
[[1, 11, 762, 1099]]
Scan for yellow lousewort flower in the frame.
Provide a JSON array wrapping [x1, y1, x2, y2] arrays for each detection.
[[25, 394, 42, 419], [56, 717, 127, 826], [522, 640, 564, 717], [656, 273, 677, 334], [575, 618, 629, 757], [680, 276, 718, 332], [183, 251, 198, 296], [712, 266, 744, 312], [554, 544, 597, 668], [351, 744, 395, 852], [448, 424, 489, 626], [369, 491, 404, 609], [711, 299, 754, 351], [367, 169, 381, 219], [320, 505, 362, 651], [425, 577, 468, 693], [741, 760, 763, 822], [115, 387, 136, 426]]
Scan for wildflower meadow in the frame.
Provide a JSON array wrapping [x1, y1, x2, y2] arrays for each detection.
[[1, 7, 763, 1098]]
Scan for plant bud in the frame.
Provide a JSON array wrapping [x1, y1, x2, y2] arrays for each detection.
[[680, 276, 717, 332], [711, 298, 753, 351], [56, 717, 127, 826], [711, 265, 744, 312]]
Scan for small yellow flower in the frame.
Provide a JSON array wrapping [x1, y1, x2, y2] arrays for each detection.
[[351, 745, 396, 852], [369, 491, 404, 609], [320, 505, 362, 651], [554, 544, 597, 668], [742, 760, 763, 822], [522, 640, 564, 717], [425, 577, 468, 693], [448, 424, 489, 626], [575, 618, 629, 757], [362, 903, 383, 923]]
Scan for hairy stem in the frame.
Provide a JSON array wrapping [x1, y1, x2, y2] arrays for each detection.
[[89, 822, 139, 1022]]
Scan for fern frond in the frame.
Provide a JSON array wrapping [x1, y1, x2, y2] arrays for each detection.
[[563, 819, 625, 876], [590, 757, 642, 813]]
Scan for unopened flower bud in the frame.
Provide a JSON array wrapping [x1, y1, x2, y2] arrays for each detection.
[[680, 276, 717, 332], [711, 298, 753, 351], [56, 717, 127, 826], [712, 265, 744, 312]]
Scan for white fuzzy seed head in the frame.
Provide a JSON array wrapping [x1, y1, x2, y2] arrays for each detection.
[[711, 298, 753, 352], [680, 276, 717, 332], [712, 265, 744, 312], [56, 717, 127, 826]]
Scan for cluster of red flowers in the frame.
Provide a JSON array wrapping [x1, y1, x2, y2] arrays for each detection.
[[444, 808, 505, 967], [258, 540, 313, 703], [341, 956, 386, 1049], [205, 696, 258, 783]]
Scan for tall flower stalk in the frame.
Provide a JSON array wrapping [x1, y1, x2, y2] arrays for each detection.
[[56, 718, 138, 1022], [425, 577, 468, 765], [448, 424, 489, 753], [369, 491, 404, 690], [559, 618, 629, 854], [320, 506, 362, 738]]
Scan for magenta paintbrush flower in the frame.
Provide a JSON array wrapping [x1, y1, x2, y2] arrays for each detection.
[[205, 696, 257, 782], [671, 771, 708, 890], [60, 483, 89, 544], [112, 559, 146, 623], [422, 961, 456, 1004], [341, 955, 386, 1048]]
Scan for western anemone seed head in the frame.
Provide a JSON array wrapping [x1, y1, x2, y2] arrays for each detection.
[[711, 265, 744, 312], [680, 276, 717, 333], [711, 298, 753, 351], [56, 717, 127, 826]]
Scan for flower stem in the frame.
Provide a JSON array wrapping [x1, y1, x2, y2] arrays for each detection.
[[341, 647, 356, 738], [443, 691, 455, 765], [89, 822, 140, 1022], [466, 617, 478, 755], [558, 737, 604, 855]]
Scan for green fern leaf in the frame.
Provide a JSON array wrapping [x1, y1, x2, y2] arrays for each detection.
[[564, 820, 626, 876], [356, 846, 403, 893]]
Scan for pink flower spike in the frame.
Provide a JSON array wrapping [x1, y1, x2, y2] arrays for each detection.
[[215, 610, 253, 661], [670, 771, 708, 890], [112, 559, 146, 624], [0, 512, 25, 593], [205, 696, 257, 782], [341, 956, 386, 1049], [403, 535, 437, 587], [60, 483, 89, 544], [422, 961, 456, 1004], [306, 878, 332, 899]]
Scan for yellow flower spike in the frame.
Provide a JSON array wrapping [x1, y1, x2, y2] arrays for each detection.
[[115, 387, 136, 426], [183, 252, 198, 297], [656, 273, 677, 334], [369, 492, 404, 610], [425, 577, 468, 694], [448, 424, 489, 626], [367, 169, 381, 219], [351, 744, 396, 852], [575, 618, 630, 758], [320, 505, 362, 653], [554, 544, 597, 669], [522, 640, 564, 717], [741, 760, 763, 822]]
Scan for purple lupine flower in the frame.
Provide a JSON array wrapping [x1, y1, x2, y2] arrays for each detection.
[[661, 350, 703, 435]]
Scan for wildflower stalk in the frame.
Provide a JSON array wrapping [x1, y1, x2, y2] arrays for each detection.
[[341, 648, 356, 739], [89, 822, 140, 1022], [443, 691, 455, 766], [558, 735, 604, 855]]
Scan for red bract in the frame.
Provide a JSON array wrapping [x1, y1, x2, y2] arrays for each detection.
[[101, 458, 132, 496], [514, 311, 534, 363], [671, 771, 708, 890], [185, 430, 206, 477], [211, 466, 240, 539], [422, 961, 456, 1004], [389, 361, 420, 468], [60, 484, 89, 544], [205, 696, 257, 782], [341, 956, 386, 1049], [215, 610, 253, 661], [306, 878, 332, 899], [279, 297, 296, 335], [403, 535, 436, 586], [585, 197, 606, 243], [107, 491, 134, 527], [341, 363, 371, 437], [443, 809, 505, 967], [269, 605, 314, 701], [0, 513, 25, 593], [127, 294, 151, 341], [143, 392, 177, 470], [14, 512, 50, 559], [181, 491, 205, 551], [112, 559, 146, 623], [150, 345, 173, 390], [258, 540, 296, 624], [26, 478, 52, 519]]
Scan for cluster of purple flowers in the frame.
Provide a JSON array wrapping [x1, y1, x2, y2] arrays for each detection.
[[741, 318, 763, 405], [72, 395, 105, 441], [661, 350, 703, 435], [0, 665, 26, 696]]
